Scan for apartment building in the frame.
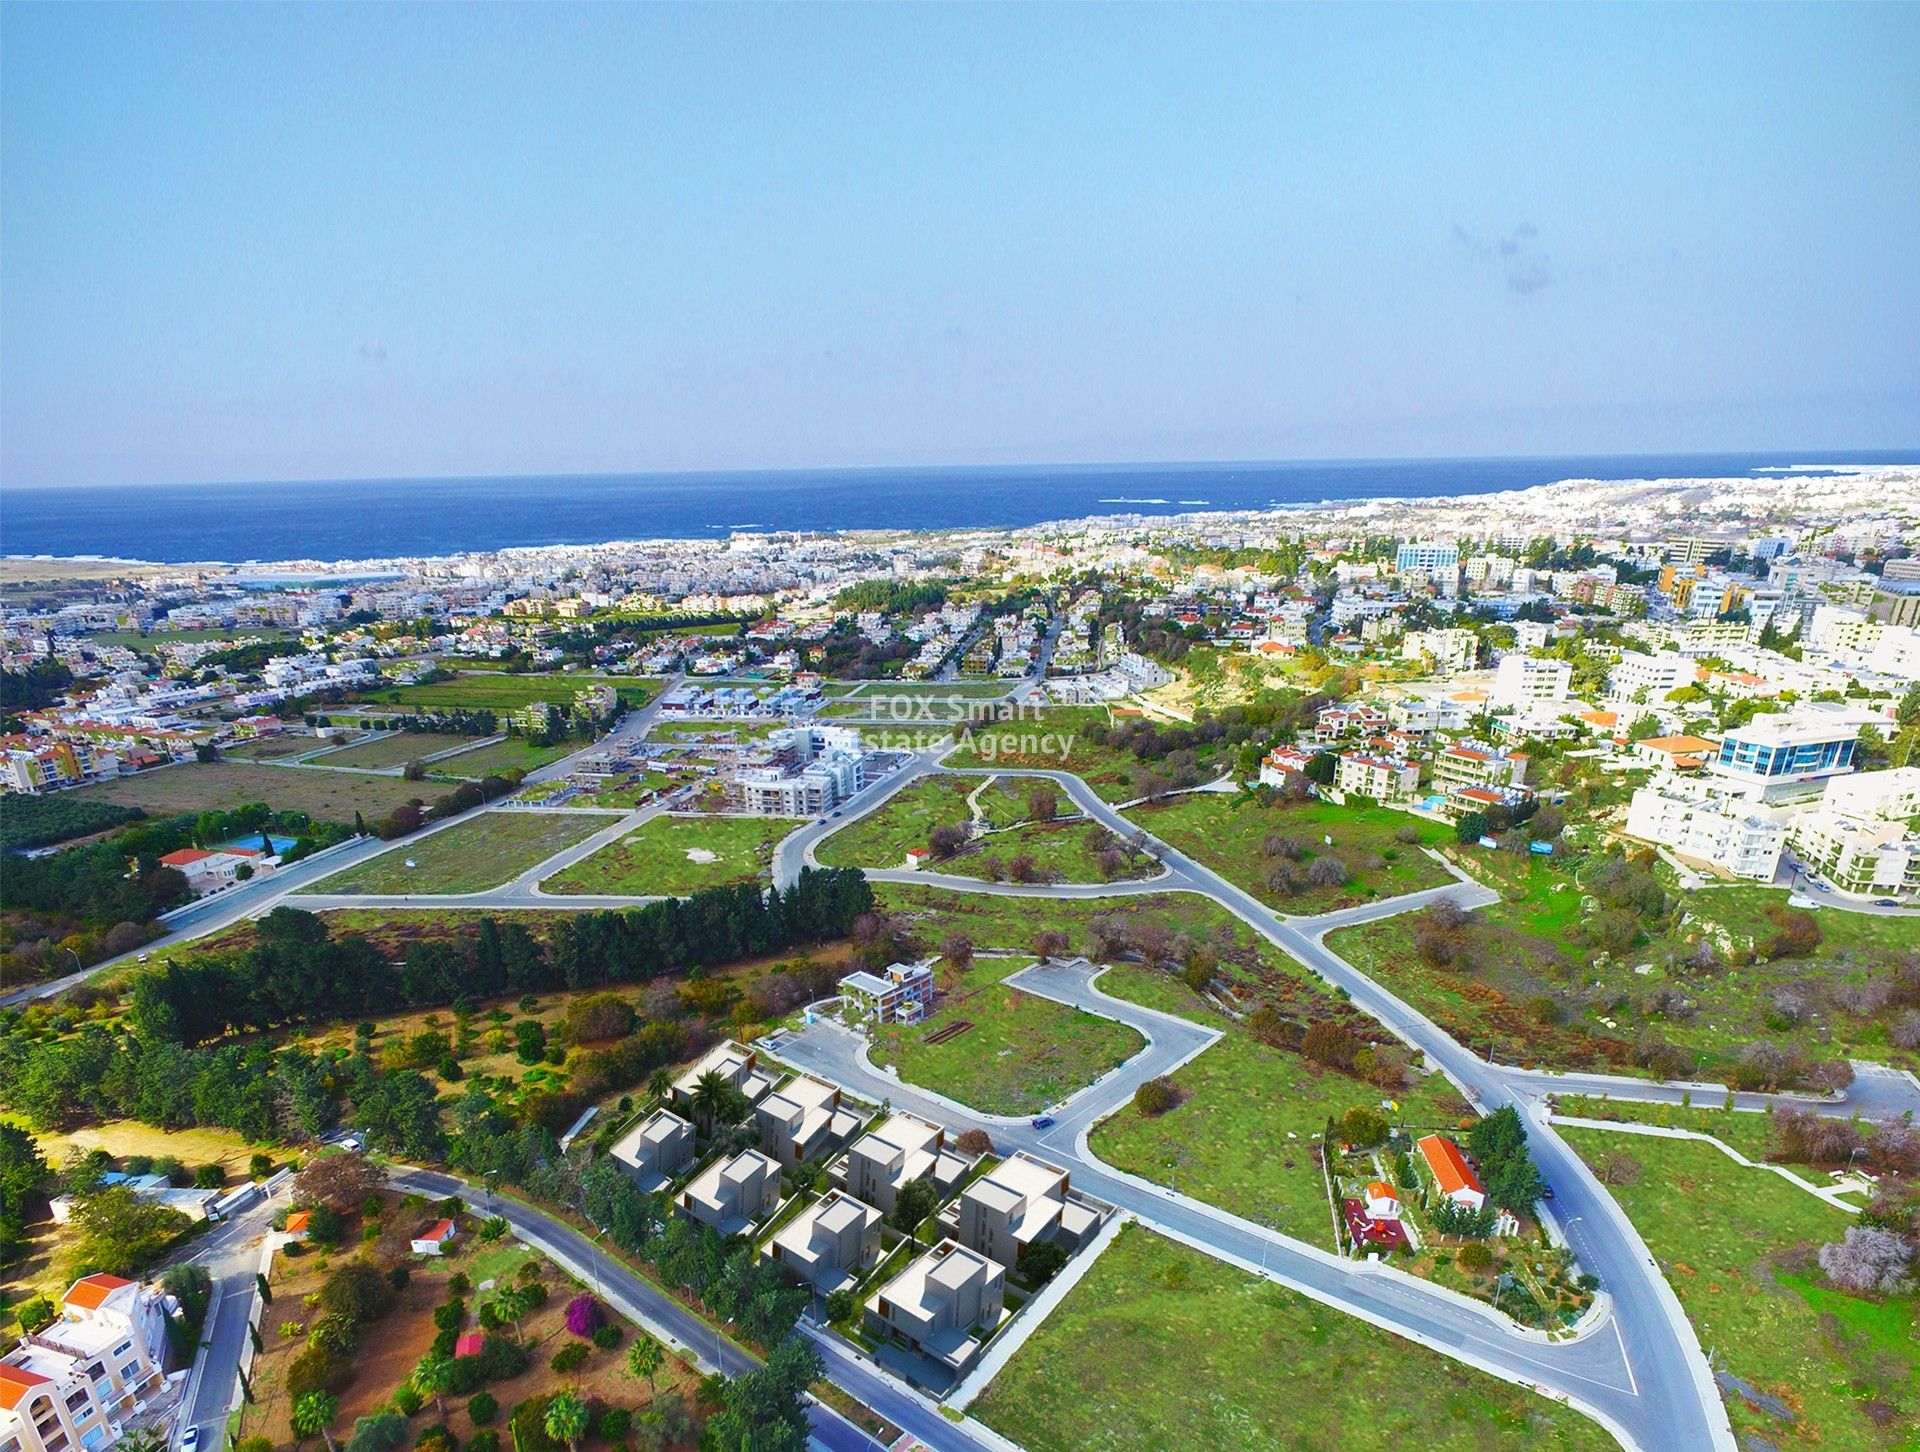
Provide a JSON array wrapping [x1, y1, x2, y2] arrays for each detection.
[[755, 1074, 864, 1168], [1429, 742, 1528, 793], [864, 1239, 1007, 1382], [765, 1189, 884, 1293], [1623, 779, 1788, 881], [0, 1275, 170, 1452], [1257, 745, 1319, 786], [1708, 710, 1863, 804], [1334, 752, 1421, 804], [1488, 654, 1571, 708], [1396, 542, 1460, 575], [1789, 768, 1920, 900], [1399, 629, 1477, 674], [954, 1152, 1101, 1270], [1608, 650, 1697, 704], [838, 961, 935, 1027], [609, 1109, 695, 1194], [738, 725, 882, 817], [679, 1149, 782, 1237], [840, 1114, 968, 1214]]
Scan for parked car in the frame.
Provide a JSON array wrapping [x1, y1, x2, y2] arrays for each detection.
[[178, 1427, 201, 1452], [1875, 898, 1900, 907], [1030, 1116, 1055, 1130]]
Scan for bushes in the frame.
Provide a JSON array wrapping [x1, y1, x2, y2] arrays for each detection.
[[1336, 1106, 1388, 1148], [1457, 1242, 1495, 1274], [343, 1413, 409, 1452], [549, 1340, 589, 1373], [320, 1261, 396, 1323], [508, 1395, 563, 1452], [596, 1409, 633, 1441], [287, 1343, 353, 1400], [563, 1292, 602, 1337], [413, 1428, 455, 1452], [1133, 1077, 1178, 1116], [467, 1392, 498, 1425], [591, 1323, 623, 1350]]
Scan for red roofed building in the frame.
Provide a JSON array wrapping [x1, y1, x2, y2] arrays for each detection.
[[411, 1218, 459, 1256], [455, 1332, 485, 1358], [1416, 1134, 1486, 1210], [157, 846, 273, 895]]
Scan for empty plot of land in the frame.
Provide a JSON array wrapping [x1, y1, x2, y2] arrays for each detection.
[[313, 810, 619, 895], [360, 673, 659, 712], [68, 761, 433, 823], [434, 736, 577, 779], [541, 812, 794, 896], [311, 730, 483, 768]]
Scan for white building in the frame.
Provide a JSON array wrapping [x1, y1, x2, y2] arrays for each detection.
[[1335, 752, 1421, 804], [1400, 629, 1478, 675], [1707, 709, 1865, 805], [1789, 768, 1920, 901], [1623, 778, 1788, 881], [1608, 651, 1696, 705], [1489, 654, 1571, 709], [0, 1275, 172, 1452]]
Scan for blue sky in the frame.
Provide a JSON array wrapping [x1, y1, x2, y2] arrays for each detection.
[[3, 3, 1916, 488]]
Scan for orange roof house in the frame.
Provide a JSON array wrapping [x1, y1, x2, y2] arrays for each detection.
[[284, 1211, 313, 1237], [63, 1272, 134, 1312], [1416, 1134, 1486, 1210], [0, 1364, 53, 1411], [159, 848, 214, 867]]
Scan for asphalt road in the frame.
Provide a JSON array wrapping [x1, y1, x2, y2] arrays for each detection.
[[174, 1185, 283, 1448]]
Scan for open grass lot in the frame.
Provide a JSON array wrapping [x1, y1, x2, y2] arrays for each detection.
[[314, 810, 619, 895], [68, 760, 432, 822], [435, 735, 578, 778], [971, 774, 1055, 828], [311, 729, 484, 768], [1126, 792, 1453, 912], [815, 774, 979, 867], [1559, 1127, 1919, 1447], [872, 958, 1144, 1115], [1091, 965, 1469, 1243], [1549, 1093, 1788, 1164], [542, 812, 792, 896], [940, 705, 1215, 802], [1330, 862, 1920, 1081], [359, 672, 660, 711], [941, 819, 1159, 884], [971, 1223, 1615, 1452], [223, 734, 329, 761]]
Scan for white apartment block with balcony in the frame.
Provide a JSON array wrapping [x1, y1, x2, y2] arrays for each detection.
[[1489, 654, 1572, 709], [1400, 629, 1477, 675], [1335, 751, 1421, 804], [1623, 778, 1788, 881], [954, 1152, 1102, 1270], [1607, 650, 1697, 706], [765, 1189, 884, 1293], [1788, 768, 1920, 901], [0, 1275, 170, 1452]]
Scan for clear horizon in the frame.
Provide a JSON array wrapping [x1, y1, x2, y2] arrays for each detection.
[[4, 4, 1917, 490]]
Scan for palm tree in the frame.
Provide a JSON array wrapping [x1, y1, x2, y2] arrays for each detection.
[[290, 1390, 339, 1451], [689, 1068, 731, 1131], [627, 1334, 663, 1394], [410, 1350, 455, 1418], [488, 1284, 533, 1342], [544, 1388, 590, 1452], [646, 1067, 673, 1103]]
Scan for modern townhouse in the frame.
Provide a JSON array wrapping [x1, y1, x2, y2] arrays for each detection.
[[755, 1075, 865, 1168], [765, 1189, 885, 1293], [670, 1041, 779, 1115], [608, 1109, 695, 1194], [953, 1152, 1101, 1270], [678, 1148, 782, 1237], [839, 1114, 969, 1214], [864, 1239, 1007, 1383]]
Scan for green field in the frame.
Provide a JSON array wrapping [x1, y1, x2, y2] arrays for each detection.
[[939, 706, 1223, 802], [358, 673, 659, 712], [1124, 792, 1453, 913], [971, 1224, 1614, 1452], [541, 813, 793, 896], [312, 810, 618, 895], [940, 819, 1159, 884], [311, 730, 484, 769], [1090, 965, 1468, 1243], [814, 775, 978, 867], [1560, 1126, 1919, 1447], [435, 736, 577, 778], [68, 761, 431, 823], [1328, 865, 1920, 1080], [872, 959, 1143, 1115]]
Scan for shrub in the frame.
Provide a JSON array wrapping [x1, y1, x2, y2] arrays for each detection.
[[954, 1128, 993, 1156], [414, 1428, 456, 1452], [563, 1293, 602, 1337], [1336, 1106, 1389, 1148], [235, 1439, 274, 1452], [824, 1288, 858, 1323], [447, 1272, 471, 1297], [390, 1385, 425, 1416], [321, 1261, 396, 1323], [509, 1395, 562, 1452], [1818, 1227, 1914, 1294], [1019, 1241, 1069, 1284], [287, 1343, 352, 1400], [549, 1341, 589, 1373], [467, 1436, 499, 1452], [1457, 1242, 1495, 1274], [592, 1323, 623, 1350], [433, 1300, 466, 1332], [467, 1392, 498, 1426], [1133, 1077, 1178, 1116], [15, 1296, 56, 1335], [193, 1164, 226, 1189], [596, 1409, 633, 1441], [344, 1414, 409, 1452], [388, 1264, 411, 1291]]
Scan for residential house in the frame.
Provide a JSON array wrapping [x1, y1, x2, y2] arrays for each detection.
[[1629, 735, 1718, 772], [678, 1149, 781, 1237], [954, 1152, 1101, 1270], [156, 846, 274, 896], [0, 1275, 170, 1452], [755, 1075, 864, 1168], [840, 1114, 968, 1214], [670, 1041, 778, 1113], [1416, 1135, 1486, 1211], [1363, 1182, 1401, 1220], [609, 1109, 695, 1194], [411, 1219, 458, 1256], [864, 1239, 1007, 1383], [765, 1189, 884, 1293], [838, 961, 936, 1027], [1257, 744, 1318, 787]]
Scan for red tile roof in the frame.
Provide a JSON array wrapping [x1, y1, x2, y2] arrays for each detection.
[[0, 1364, 53, 1410], [64, 1272, 134, 1310], [1416, 1135, 1484, 1199]]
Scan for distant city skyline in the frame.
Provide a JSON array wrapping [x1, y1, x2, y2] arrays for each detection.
[[3, 3, 1917, 490]]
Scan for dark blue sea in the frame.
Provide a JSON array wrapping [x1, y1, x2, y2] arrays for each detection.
[[3, 452, 1915, 565]]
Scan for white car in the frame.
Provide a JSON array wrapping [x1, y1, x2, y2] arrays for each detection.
[[178, 1426, 201, 1452]]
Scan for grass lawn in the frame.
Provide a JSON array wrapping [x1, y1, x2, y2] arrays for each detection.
[[1329, 860, 1920, 1081], [970, 1223, 1616, 1452], [941, 706, 1229, 802], [971, 774, 1057, 828], [358, 672, 660, 712], [311, 730, 482, 769], [542, 813, 794, 895], [872, 959, 1144, 1115], [1091, 966, 1469, 1244], [1559, 1126, 1919, 1447], [222, 735, 327, 762], [435, 735, 578, 778], [313, 810, 618, 894], [1125, 792, 1453, 913], [815, 775, 978, 867], [1548, 1094, 1788, 1164], [68, 760, 432, 823]]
